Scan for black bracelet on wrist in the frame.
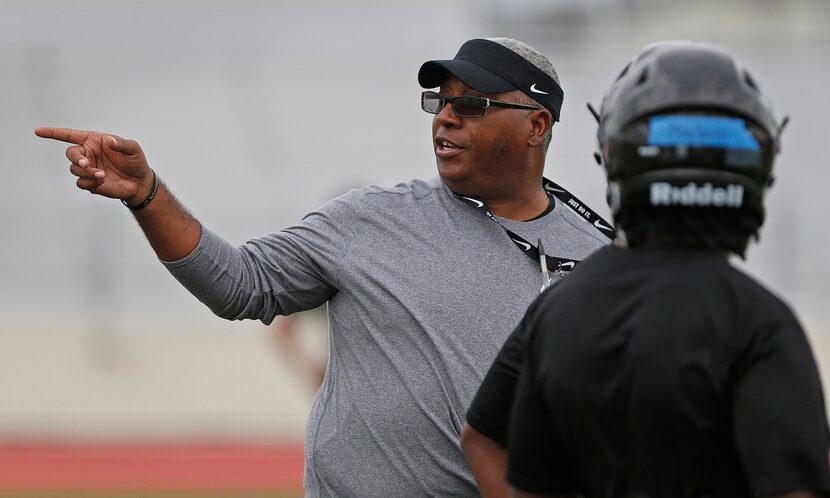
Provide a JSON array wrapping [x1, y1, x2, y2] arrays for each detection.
[[121, 169, 159, 211]]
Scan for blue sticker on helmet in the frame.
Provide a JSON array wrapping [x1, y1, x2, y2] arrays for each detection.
[[648, 115, 760, 151]]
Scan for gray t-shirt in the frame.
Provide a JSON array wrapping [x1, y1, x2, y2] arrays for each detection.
[[163, 176, 608, 497]]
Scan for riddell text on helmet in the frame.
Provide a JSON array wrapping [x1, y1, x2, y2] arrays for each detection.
[[650, 182, 744, 208]]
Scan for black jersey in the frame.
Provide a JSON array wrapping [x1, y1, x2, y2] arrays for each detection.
[[466, 303, 533, 446], [471, 245, 830, 498]]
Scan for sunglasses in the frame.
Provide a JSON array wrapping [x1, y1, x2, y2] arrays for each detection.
[[421, 91, 541, 118]]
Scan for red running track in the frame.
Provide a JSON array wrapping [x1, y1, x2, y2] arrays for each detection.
[[0, 442, 305, 492]]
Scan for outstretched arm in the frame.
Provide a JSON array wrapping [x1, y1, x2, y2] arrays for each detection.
[[35, 127, 201, 261]]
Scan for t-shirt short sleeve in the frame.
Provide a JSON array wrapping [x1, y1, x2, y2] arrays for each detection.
[[505, 326, 581, 495], [732, 319, 830, 496], [466, 299, 536, 446]]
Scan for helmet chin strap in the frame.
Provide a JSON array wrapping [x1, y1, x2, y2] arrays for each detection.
[[776, 115, 790, 154], [587, 102, 601, 123], [606, 181, 622, 215]]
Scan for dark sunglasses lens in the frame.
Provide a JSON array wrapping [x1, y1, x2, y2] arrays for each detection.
[[422, 93, 444, 114], [453, 96, 486, 117]]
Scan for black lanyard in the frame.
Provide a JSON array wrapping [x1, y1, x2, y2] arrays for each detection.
[[454, 178, 616, 274]]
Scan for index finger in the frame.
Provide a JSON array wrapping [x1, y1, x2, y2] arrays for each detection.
[[34, 127, 101, 145]]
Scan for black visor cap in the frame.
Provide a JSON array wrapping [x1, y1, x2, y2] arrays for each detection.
[[418, 39, 563, 121]]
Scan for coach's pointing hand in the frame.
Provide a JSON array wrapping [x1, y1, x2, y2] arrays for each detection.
[[36, 126, 202, 261], [35, 127, 153, 206]]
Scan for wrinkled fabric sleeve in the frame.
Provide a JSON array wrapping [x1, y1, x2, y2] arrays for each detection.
[[162, 191, 360, 325]]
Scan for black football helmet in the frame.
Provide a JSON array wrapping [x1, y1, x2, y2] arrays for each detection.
[[595, 40, 784, 228]]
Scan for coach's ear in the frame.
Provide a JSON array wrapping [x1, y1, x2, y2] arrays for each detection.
[[527, 109, 552, 148]]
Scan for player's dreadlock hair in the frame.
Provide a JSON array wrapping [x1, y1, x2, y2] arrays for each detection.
[[618, 206, 761, 257]]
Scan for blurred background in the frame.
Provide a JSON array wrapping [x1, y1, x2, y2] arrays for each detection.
[[1, 0, 829, 496]]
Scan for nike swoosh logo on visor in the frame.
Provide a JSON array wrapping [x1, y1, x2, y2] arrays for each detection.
[[530, 84, 549, 95]]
